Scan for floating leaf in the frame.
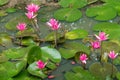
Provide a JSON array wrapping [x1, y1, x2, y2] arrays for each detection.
[[27, 62, 47, 78], [65, 29, 88, 40], [5, 8, 17, 13], [54, 8, 82, 22], [0, 10, 7, 17], [59, 0, 87, 8], [113, 56, 120, 65], [27, 46, 41, 64], [87, 0, 98, 4], [86, 4, 117, 21], [41, 46, 61, 63], [5, 15, 30, 30], [0, 0, 9, 6], [13, 70, 41, 80], [0, 54, 8, 63], [89, 62, 118, 79], [93, 22, 120, 40], [116, 72, 120, 80], [21, 38, 36, 46], [45, 32, 62, 41], [46, 61, 57, 70]]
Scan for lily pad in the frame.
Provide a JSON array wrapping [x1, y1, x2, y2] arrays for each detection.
[[65, 29, 88, 40], [27, 46, 41, 64], [5, 15, 30, 30], [27, 62, 47, 78], [13, 70, 41, 80], [65, 66, 99, 80], [0, 33, 13, 48], [0, 10, 7, 17], [54, 8, 82, 22], [89, 62, 118, 79], [59, 0, 87, 8], [113, 56, 120, 65], [0, 0, 9, 6], [41, 46, 61, 63], [116, 72, 120, 80], [93, 22, 120, 40], [87, 0, 98, 4], [6, 8, 17, 13], [0, 54, 8, 63], [86, 4, 117, 21]]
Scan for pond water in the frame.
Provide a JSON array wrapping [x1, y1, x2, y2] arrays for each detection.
[[0, 6, 120, 80]]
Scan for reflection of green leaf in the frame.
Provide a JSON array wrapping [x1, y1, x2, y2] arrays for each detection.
[[86, 4, 117, 21], [41, 46, 61, 63], [27, 62, 47, 78], [0, 0, 9, 6], [65, 29, 88, 40], [59, 0, 87, 8], [54, 8, 82, 22]]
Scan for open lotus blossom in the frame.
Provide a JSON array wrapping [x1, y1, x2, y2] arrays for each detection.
[[25, 12, 36, 19], [95, 32, 109, 41], [26, 3, 40, 13], [47, 18, 61, 30], [108, 51, 118, 59], [16, 23, 26, 31], [79, 54, 88, 64], [36, 60, 46, 69], [91, 41, 100, 49]]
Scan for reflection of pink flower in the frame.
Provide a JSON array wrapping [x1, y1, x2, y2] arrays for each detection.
[[79, 54, 88, 64], [47, 18, 61, 30], [25, 12, 36, 19], [108, 51, 118, 60], [91, 41, 100, 49], [95, 32, 109, 41], [26, 3, 40, 13], [36, 60, 46, 69], [16, 23, 26, 31]]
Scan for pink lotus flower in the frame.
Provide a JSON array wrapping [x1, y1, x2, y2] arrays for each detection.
[[26, 3, 40, 13], [95, 32, 109, 41], [79, 54, 88, 64], [36, 60, 46, 69], [91, 41, 100, 49], [47, 18, 61, 30], [25, 12, 36, 19], [16, 23, 26, 31], [108, 51, 118, 59]]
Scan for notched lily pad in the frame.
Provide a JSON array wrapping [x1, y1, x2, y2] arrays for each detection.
[[59, 0, 87, 8], [89, 62, 118, 79], [65, 29, 88, 40], [54, 8, 82, 22], [86, 4, 117, 21]]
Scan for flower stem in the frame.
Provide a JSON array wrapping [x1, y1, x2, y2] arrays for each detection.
[[54, 30, 57, 48], [20, 31, 22, 46], [111, 59, 113, 78], [100, 41, 103, 62]]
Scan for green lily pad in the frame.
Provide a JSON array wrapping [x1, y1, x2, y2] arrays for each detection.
[[59, 0, 87, 8], [87, 0, 98, 4], [45, 32, 62, 41], [93, 22, 120, 40], [113, 56, 120, 65], [59, 48, 76, 59], [41, 46, 61, 63], [27, 46, 41, 64], [46, 61, 57, 70], [0, 33, 13, 48], [65, 66, 99, 80], [0, 0, 9, 6], [13, 70, 41, 80], [21, 38, 37, 46], [0, 54, 8, 63], [116, 72, 120, 80], [54, 8, 82, 22], [65, 29, 88, 40], [86, 4, 117, 21], [27, 62, 47, 78], [5, 15, 30, 30], [89, 62, 118, 79], [0, 10, 7, 17], [0, 60, 27, 77], [6, 8, 17, 13]]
